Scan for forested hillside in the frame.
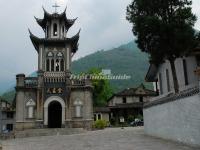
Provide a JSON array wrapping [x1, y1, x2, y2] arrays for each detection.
[[1, 41, 152, 102]]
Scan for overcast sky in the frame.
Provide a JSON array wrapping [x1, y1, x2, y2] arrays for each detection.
[[0, 0, 200, 92]]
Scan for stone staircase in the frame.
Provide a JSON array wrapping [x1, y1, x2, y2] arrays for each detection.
[[15, 128, 87, 138], [2, 128, 87, 139]]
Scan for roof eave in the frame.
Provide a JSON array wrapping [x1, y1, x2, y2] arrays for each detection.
[[65, 18, 78, 30], [70, 29, 81, 53], [34, 17, 46, 30], [29, 30, 41, 53]]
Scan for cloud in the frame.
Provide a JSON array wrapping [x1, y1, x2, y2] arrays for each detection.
[[0, 0, 199, 92], [192, 0, 200, 30], [0, 0, 132, 82]]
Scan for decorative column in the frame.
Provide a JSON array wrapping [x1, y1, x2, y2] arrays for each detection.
[[15, 74, 25, 130], [38, 46, 44, 70], [36, 70, 44, 128]]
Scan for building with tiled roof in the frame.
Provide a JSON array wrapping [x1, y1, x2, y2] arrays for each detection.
[[107, 84, 157, 125]]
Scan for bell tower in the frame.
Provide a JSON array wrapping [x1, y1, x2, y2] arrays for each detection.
[[15, 5, 93, 130], [28, 6, 81, 126], [29, 6, 80, 73]]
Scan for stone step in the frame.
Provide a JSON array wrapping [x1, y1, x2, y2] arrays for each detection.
[[14, 128, 86, 139]]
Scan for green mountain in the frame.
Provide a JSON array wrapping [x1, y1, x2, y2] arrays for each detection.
[[1, 41, 152, 102], [72, 41, 151, 91]]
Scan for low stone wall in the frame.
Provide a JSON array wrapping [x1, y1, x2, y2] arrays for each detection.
[[15, 121, 36, 131], [143, 87, 200, 147], [66, 119, 93, 130]]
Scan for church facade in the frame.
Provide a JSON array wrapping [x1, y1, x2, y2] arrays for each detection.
[[15, 7, 93, 130]]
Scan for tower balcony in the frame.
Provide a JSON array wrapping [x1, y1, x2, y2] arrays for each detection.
[[44, 72, 66, 78], [71, 79, 86, 86], [25, 77, 38, 88], [43, 72, 92, 87]]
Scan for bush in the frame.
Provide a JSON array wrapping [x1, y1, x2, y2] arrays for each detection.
[[136, 114, 143, 120], [94, 120, 107, 129], [110, 117, 115, 125], [127, 115, 135, 123]]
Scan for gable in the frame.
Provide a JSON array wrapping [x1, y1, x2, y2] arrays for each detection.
[[26, 99, 36, 107], [135, 88, 146, 95]]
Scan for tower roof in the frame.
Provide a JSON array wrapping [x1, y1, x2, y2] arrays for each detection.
[[29, 29, 80, 53], [34, 7, 77, 31]]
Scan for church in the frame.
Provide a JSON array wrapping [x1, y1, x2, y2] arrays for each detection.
[[15, 6, 93, 130]]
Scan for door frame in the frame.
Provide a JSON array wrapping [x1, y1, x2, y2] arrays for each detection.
[[44, 96, 66, 126]]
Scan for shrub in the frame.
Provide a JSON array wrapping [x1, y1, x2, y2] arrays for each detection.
[[136, 114, 143, 120], [127, 115, 135, 123], [94, 120, 107, 129], [110, 117, 115, 125]]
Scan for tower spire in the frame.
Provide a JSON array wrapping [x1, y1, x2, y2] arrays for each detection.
[[52, 2, 60, 13]]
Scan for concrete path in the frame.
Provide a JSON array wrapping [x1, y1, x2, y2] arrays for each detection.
[[2, 127, 199, 150]]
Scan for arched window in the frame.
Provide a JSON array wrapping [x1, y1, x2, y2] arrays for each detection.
[[62, 26, 65, 37], [46, 52, 54, 72], [56, 59, 60, 71], [57, 52, 63, 57], [61, 59, 64, 71], [53, 23, 58, 36], [51, 59, 54, 71], [46, 25, 49, 38], [46, 59, 50, 71], [56, 52, 64, 72], [47, 52, 53, 57], [74, 99, 83, 118]]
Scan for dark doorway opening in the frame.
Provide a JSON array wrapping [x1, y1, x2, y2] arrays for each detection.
[[48, 101, 62, 128]]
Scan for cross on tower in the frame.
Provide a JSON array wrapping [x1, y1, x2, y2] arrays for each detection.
[[52, 2, 60, 13]]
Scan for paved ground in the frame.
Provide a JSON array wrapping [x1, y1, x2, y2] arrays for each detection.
[[2, 127, 199, 150]]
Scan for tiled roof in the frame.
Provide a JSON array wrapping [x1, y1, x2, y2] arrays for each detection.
[[109, 103, 144, 109], [35, 7, 77, 31], [94, 107, 110, 113], [115, 84, 157, 97], [144, 87, 199, 109], [29, 29, 80, 53]]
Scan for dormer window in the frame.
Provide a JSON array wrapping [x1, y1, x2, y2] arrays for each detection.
[[53, 23, 58, 36]]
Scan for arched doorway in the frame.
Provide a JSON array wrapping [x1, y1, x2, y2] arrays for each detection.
[[44, 96, 65, 127], [48, 101, 62, 128]]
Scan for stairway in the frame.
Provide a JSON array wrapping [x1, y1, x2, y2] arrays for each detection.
[[14, 128, 87, 139]]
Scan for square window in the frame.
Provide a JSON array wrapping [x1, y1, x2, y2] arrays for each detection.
[[7, 112, 14, 119], [123, 97, 127, 103], [6, 124, 13, 131], [98, 114, 101, 120]]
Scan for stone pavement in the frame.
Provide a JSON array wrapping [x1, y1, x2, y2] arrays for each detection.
[[2, 127, 199, 150]]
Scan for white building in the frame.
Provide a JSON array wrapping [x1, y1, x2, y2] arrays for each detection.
[[144, 50, 200, 147], [146, 56, 198, 97]]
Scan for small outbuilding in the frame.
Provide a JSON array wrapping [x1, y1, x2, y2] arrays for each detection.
[[108, 84, 157, 125]]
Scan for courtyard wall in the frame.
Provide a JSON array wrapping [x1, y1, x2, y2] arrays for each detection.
[[143, 87, 200, 146]]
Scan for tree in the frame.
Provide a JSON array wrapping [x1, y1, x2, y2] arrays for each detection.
[[85, 68, 113, 106], [126, 0, 198, 93]]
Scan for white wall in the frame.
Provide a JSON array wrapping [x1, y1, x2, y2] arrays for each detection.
[[155, 56, 198, 96], [144, 93, 200, 146]]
